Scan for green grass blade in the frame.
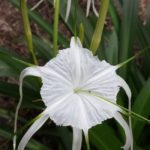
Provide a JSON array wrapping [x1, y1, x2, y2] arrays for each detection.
[[119, 0, 139, 77], [132, 78, 150, 141], [90, 123, 121, 150]]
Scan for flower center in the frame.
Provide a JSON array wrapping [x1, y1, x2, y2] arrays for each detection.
[[74, 88, 81, 94], [74, 88, 92, 94]]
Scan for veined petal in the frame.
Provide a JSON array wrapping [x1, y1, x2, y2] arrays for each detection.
[[114, 112, 132, 150], [72, 128, 82, 150], [65, 0, 72, 22], [83, 65, 117, 85], [86, 0, 92, 16], [43, 90, 120, 130], [80, 64, 119, 103], [70, 37, 82, 85], [17, 114, 49, 150]]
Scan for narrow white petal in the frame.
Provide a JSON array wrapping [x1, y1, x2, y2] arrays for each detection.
[[117, 75, 133, 149], [92, 0, 99, 17], [83, 130, 90, 150], [86, 0, 92, 16], [70, 37, 82, 48], [117, 76, 131, 101], [17, 114, 49, 150], [114, 112, 132, 150], [30, 0, 44, 11], [65, 0, 72, 22], [13, 67, 42, 150], [72, 128, 82, 150]]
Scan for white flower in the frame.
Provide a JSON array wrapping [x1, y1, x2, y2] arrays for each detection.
[[65, 0, 99, 21], [15, 37, 133, 150]]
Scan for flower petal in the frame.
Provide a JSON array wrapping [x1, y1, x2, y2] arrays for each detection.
[[70, 37, 82, 85], [70, 37, 82, 48], [14, 66, 43, 150], [117, 75, 133, 149], [92, 0, 99, 17], [83, 64, 117, 86], [31, 0, 44, 11], [72, 128, 82, 150], [83, 130, 90, 150], [80, 64, 119, 103], [17, 114, 49, 150], [117, 76, 131, 102], [114, 112, 132, 150], [44, 91, 120, 130], [86, 0, 92, 16], [65, 0, 72, 22]]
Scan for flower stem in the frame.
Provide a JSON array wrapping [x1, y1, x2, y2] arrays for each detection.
[[90, 0, 109, 55], [20, 0, 38, 65], [117, 46, 150, 68], [53, 0, 60, 56]]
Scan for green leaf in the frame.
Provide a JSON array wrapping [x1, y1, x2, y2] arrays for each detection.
[[89, 123, 121, 150], [0, 81, 42, 109], [0, 52, 27, 78], [108, 1, 120, 32], [119, 0, 139, 77], [132, 78, 150, 141], [27, 139, 50, 150], [0, 125, 49, 150], [137, 22, 150, 78], [32, 35, 52, 60], [57, 127, 72, 150], [102, 29, 118, 64]]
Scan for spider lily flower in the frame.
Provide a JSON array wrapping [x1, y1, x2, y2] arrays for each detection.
[[65, 0, 98, 21], [15, 37, 133, 150]]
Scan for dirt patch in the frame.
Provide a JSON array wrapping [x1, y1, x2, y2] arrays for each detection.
[[0, 0, 23, 46]]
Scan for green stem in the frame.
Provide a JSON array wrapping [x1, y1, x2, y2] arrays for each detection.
[[53, 0, 60, 56], [20, 0, 38, 65], [90, 0, 109, 55]]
